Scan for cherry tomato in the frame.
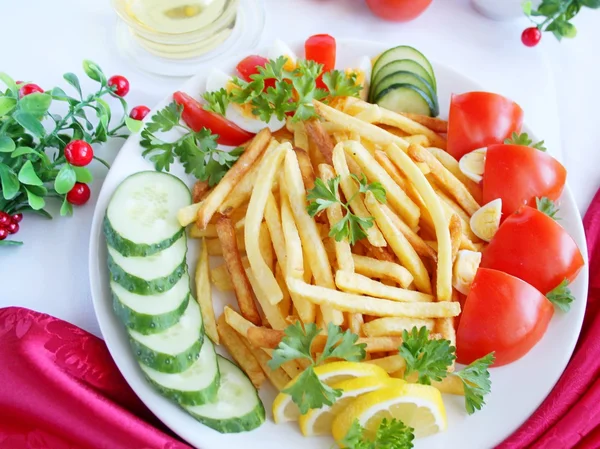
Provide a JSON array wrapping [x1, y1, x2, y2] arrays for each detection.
[[18, 83, 44, 98], [482, 144, 566, 217], [236, 55, 276, 90], [67, 183, 91, 206], [457, 268, 554, 366], [11, 213, 23, 223], [447, 92, 524, 160], [522, 27, 542, 47], [365, 0, 433, 22], [173, 91, 255, 146], [0, 228, 7, 241], [305, 34, 336, 73], [0, 212, 10, 227], [482, 205, 584, 294], [64, 140, 94, 167], [108, 75, 130, 97], [129, 105, 151, 121], [6, 222, 19, 234]]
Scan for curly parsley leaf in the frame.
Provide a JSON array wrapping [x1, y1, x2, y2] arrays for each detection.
[[282, 367, 342, 414], [268, 322, 321, 369], [400, 326, 456, 385], [456, 353, 495, 415], [341, 418, 415, 449], [323, 70, 362, 98], [504, 132, 547, 152], [144, 102, 182, 133], [546, 279, 575, 312], [536, 196, 560, 220], [202, 88, 230, 116], [251, 80, 295, 122], [306, 176, 341, 216], [319, 322, 367, 363], [352, 173, 387, 203]]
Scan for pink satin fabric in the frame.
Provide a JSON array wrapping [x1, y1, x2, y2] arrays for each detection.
[[1, 192, 599, 449]]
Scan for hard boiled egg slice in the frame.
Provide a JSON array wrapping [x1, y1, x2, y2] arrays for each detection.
[[470, 198, 502, 242], [268, 39, 297, 71], [204, 69, 285, 134], [344, 56, 372, 101], [459, 147, 487, 183], [452, 250, 482, 295]]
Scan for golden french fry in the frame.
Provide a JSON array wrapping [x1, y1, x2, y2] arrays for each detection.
[[400, 113, 448, 133], [385, 143, 453, 302], [294, 147, 316, 190], [287, 278, 460, 318], [265, 193, 287, 268], [246, 269, 288, 330], [217, 315, 265, 388], [362, 317, 435, 337], [210, 263, 234, 291], [317, 164, 355, 273], [245, 143, 290, 306], [449, 215, 462, 262], [431, 181, 479, 242], [436, 317, 456, 372], [364, 191, 432, 294], [249, 344, 292, 391], [195, 238, 219, 343], [177, 202, 204, 227], [426, 147, 482, 203], [261, 347, 303, 379], [197, 128, 271, 229], [305, 119, 336, 164], [366, 355, 406, 374], [342, 140, 420, 230], [292, 120, 309, 151], [348, 312, 364, 336], [224, 306, 256, 337], [352, 254, 413, 288], [284, 150, 343, 326], [407, 144, 480, 216], [359, 242, 397, 263], [189, 223, 218, 239], [404, 135, 430, 147], [378, 124, 409, 138], [216, 215, 262, 325], [205, 234, 245, 256], [259, 221, 275, 273], [192, 180, 210, 204], [332, 143, 387, 248], [335, 270, 434, 303], [247, 326, 285, 349], [275, 263, 292, 317], [272, 126, 294, 142]]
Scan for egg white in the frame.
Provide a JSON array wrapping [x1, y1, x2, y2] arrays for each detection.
[[268, 39, 298, 69]]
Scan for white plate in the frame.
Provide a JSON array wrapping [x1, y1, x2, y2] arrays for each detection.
[[88, 39, 589, 449]]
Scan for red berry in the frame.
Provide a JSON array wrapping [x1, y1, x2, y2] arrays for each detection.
[[522, 27, 542, 47], [19, 83, 44, 98], [0, 212, 10, 227], [67, 183, 91, 206], [129, 105, 151, 121], [7, 222, 19, 234], [64, 140, 94, 166], [11, 213, 23, 223], [15, 80, 24, 85], [0, 228, 7, 241], [108, 75, 130, 97]]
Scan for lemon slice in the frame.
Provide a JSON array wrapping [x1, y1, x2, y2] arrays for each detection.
[[470, 198, 502, 242], [299, 377, 405, 437], [459, 148, 487, 183], [332, 383, 446, 442], [272, 361, 388, 424], [452, 249, 482, 295]]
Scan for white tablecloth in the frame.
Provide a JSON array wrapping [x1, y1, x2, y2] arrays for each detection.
[[1, 0, 599, 336]]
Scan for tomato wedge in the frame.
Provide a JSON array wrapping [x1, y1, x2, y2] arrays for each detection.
[[480, 205, 584, 294], [457, 268, 553, 367], [236, 55, 276, 89], [482, 144, 567, 217], [447, 92, 524, 160], [305, 34, 336, 89], [173, 91, 255, 146]]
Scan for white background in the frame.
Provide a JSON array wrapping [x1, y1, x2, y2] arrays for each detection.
[[0, 0, 599, 337]]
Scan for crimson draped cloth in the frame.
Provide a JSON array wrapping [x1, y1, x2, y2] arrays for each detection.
[[1, 190, 600, 449]]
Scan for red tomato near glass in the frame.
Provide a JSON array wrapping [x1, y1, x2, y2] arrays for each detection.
[[236, 55, 276, 90], [365, 0, 433, 22], [483, 144, 567, 217], [481, 206, 584, 294], [447, 92, 524, 160], [173, 91, 255, 146], [457, 268, 554, 367]]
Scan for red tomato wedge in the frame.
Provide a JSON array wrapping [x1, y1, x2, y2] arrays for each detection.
[[173, 91, 255, 147], [483, 144, 567, 217], [480, 206, 584, 294], [447, 92, 524, 160], [236, 55, 276, 89], [457, 268, 553, 367], [305, 34, 336, 89]]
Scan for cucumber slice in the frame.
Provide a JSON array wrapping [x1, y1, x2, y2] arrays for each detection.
[[372, 46, 436, 92], [111, 273, 191, 335], [104, 171, 191, 257], [141, 338, 220, 406], [371, 60, 436, 98], [375, 84, 435, 117], [183, 356, 266, 433], [129, 299, 204, 373], [372, 71, 437, 112], [108, 236, 187, 295]]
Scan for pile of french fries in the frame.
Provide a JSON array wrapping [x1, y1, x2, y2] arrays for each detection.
[[178, 96, 486, 396]]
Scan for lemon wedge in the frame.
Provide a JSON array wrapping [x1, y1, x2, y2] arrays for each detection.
[[459, 148, 487, 183], [452, 249, 482, 295], [299, 377, 404, 437], [470, 198, 502, 242], [332, 383, 447, 442], [272, 361, 388, 424]]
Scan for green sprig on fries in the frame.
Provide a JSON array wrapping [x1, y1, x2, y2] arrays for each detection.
[[341, 418, 415, 449]]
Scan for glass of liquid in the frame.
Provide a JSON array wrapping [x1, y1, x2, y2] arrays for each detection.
[[111, 0, 265, 76]]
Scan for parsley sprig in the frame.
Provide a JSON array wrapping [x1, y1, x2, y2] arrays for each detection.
[[504, 132, 547, 152], [267, 322, 366, 414], [400, 327, 495, 415], [546, 279, 576, 312], [140, 102, 243, 187], [341, 418, 415, 449], [306, 174, 386, 245]]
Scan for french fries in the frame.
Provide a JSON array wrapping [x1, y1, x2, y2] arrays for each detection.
[[195, 238, 218, 343], [246, 269, 288, 330], [426, 147, 482, 203], [352, 254, 413, 288], [335, 271, 434, 303], [305, 119, 335, 164], [400, 113, 448, 133], [362, 317, 435, 337], [192, 180, 210, 203], [294, 147, 316, 190]]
